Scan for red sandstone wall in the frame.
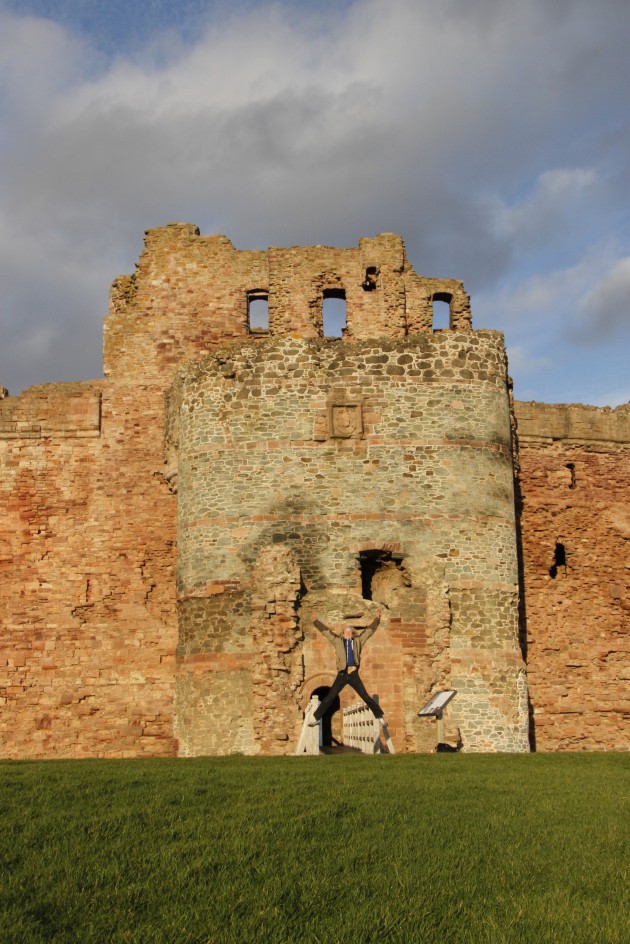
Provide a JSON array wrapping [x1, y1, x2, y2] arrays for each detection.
[[2, 226, 474, 759], [515, 401, 630, 751], [0, 382, 178, 758], [104, 226, 264, 381], [3, 225, 628, 759]]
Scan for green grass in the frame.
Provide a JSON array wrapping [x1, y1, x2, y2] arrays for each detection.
[[1, 753, 628, 943]]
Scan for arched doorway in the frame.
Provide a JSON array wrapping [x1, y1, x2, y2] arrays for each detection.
[[311, 685, 341, 747]]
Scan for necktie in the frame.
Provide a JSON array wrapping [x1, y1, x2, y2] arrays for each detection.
[[346, 639, 355, 666]]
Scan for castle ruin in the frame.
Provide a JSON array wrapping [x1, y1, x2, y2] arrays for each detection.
[[1, 225, 628, 756]]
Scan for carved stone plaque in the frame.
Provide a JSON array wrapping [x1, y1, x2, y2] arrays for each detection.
[[328, 402, 363, 439]]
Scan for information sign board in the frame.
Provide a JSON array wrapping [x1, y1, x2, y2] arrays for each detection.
[[417, 690, 457, 717]]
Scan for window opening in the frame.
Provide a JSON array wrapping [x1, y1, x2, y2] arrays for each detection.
[[322, 289, 346, 337], [566, 463, 576, 489], [362, 266, 378, 291], [248, 293, 269, 330], [432, 294, 451, 331], [358, 550, 407, 603], [549, 542, 567, 579]]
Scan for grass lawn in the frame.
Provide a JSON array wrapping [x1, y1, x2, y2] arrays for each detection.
[[1, 752, 628, 943]]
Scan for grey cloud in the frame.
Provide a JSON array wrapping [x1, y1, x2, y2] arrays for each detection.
[[578, 258, 630, 339], [1, 0, 630, 403]]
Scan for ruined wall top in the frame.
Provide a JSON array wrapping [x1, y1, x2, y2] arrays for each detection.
[[103, 224, 472, 383], [0, 382, 102, 441], [515, 401, 630, 446]]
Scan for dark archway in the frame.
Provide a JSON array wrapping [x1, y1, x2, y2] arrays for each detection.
[[358, 549, 408, 604], [311, 685, 340, 747]]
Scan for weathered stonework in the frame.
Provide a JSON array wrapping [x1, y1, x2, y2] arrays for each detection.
[[0, 224, 627, 757], [0, 381, 178, 758], [515, 402, 630, 751], [171, 330, 526, 754]]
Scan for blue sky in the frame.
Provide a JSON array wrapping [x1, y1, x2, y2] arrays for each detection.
[[1, 0, 629, 405]]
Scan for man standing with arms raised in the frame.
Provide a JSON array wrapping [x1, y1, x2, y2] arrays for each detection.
[[308, 611, 385, 727]]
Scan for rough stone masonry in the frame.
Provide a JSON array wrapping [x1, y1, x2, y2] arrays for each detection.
[[1, 225, 628, 757]]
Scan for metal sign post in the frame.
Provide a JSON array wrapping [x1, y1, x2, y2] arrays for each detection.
[[436, 708, 445, 745], [418, 690, 457, 750]]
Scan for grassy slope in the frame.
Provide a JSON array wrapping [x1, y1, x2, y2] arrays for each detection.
[[1, 753, 628, 943]]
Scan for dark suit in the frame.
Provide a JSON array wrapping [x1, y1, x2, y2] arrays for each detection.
[[312, 615, 384, 721]]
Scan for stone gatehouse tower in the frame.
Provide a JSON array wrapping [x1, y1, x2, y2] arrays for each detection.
[[155, 227, 528, 754], [1, 225, 627, 757], [170, 338, 527, 756]]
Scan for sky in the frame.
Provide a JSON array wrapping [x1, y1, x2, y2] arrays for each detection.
[[1, 0, 629, 406]]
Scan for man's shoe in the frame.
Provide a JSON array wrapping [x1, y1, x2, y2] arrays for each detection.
[[308, 719, 320, 727]]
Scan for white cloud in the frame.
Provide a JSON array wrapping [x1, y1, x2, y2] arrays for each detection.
[[579, 257, 630, 338], [505, 345, 552, 377], [0, 10, 93, 137], [1, 0, 630, 401], [503, 344, 557, 404], [493, 168, 598, 248], [478, 247, 617, 327], [473, 242, 630, 407]]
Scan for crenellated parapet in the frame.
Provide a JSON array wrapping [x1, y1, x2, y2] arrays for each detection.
[[104, 224, 473, 383]]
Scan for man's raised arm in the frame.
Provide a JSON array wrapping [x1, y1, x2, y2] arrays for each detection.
[[312, 613, 336, 642], [359, 610, 382, 643]]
